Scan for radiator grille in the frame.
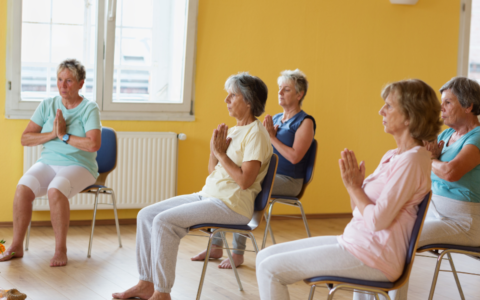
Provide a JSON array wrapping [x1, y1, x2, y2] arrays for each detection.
[[24, 132, 178, 211]]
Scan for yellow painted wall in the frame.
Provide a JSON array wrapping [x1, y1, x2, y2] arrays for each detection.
[[0, 0, 460, 222]]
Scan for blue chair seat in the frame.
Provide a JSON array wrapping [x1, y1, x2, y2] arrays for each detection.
[[270, 195, 298, 201], [416, 242, 480, 299], [418, 244, 480, 252], [189, 223, 254, 231], [82, 184, 108, 190], [304, 276, 394, 289]]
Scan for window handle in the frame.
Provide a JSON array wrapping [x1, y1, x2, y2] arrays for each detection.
[[108, 0, 117, 21]]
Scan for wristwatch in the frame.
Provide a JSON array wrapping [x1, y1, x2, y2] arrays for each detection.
[[62, 133, 71, 144]]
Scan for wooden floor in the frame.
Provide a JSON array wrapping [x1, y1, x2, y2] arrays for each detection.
[[0, 218, 479, 300]]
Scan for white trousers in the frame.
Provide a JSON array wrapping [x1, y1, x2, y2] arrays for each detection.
[[135, 193, 250, 293], [18, 162, 96, 199], [256, 236, 390, 300]]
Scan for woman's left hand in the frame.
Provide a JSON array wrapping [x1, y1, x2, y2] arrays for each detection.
[[263, 115, 279, 139], [211, 123, 232, 158], [55, 109, 67, 139], [339, 148, 365, 191]]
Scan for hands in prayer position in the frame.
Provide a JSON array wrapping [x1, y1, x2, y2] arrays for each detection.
[[210, 123, 232, 159], [54, 109, 67, 140], [263, 114, 279, 139], [339, 148, 365, 192]]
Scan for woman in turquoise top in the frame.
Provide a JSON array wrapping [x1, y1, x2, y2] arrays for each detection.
[[384, 77, 480, 300], [192, 69, 316, 269], [0, 59, 101, 267]]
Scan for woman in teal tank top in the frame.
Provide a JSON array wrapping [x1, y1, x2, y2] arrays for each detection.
[[0, 59, 101, 268], [387, 77, 480, 300]]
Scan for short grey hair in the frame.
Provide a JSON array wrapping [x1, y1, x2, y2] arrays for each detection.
[[57, 59, 86, 82], [440, 77, 480, 115], [224, 72, 268, 117], [277, 69, 309, 105]]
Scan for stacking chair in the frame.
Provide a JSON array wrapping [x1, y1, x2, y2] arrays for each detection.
[[25, 127, 122, 258], [303, 192, 431, 300], [417, 240, 480, 299], [262, 139, 317, 249], [188, 154, 278, 300]]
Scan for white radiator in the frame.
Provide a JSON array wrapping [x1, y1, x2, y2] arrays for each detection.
[[24, 132, 179, 211]]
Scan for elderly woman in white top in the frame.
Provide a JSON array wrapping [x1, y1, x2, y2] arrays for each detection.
[[112, 72, 273, 300]]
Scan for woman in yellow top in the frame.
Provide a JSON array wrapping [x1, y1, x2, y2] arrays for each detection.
[[113, 72, 273, 300]]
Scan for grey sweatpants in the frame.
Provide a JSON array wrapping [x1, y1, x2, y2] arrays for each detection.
[[256, 236, 390, 300], [212, 174, 304, 254], [136, 193, 250, 293], [357, 194, 480, 300]]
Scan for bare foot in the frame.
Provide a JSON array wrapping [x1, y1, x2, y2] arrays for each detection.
[[112, 280, 154, 300], [149, 290, 171, 300], [218, 253, 244, 269], [191, 245, 223, 261], [50, 251, 68, 267], [0, 246, 23, 262]]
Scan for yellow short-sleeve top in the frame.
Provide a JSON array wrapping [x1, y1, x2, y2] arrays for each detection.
[[199, 119, 273, 218]]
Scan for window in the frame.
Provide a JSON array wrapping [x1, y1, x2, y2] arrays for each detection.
[[459, 0, 480, 83], [6, 0, 197, 120], [469, 0, 480, 81]]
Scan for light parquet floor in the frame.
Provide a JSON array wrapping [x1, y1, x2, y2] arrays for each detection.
[[0, 218, 479, 299]]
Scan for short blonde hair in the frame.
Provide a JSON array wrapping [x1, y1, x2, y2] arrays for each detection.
[[381, 79, 442, 142], [277, 69, 308, 106], [57, 59, 86, 82]]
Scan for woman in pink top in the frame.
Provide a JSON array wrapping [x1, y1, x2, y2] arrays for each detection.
[[255, 79, 442, 300]]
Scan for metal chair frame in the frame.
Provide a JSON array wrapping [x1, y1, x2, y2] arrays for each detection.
[[304, 192, 432, 300], [189, 154, 278, 300], [262, 139, 317, 249], [24, 127, 122, 258], [416, 245, 480, 300]]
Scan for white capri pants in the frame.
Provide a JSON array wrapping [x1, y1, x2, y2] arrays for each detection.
[[18, 162, 96, 199]]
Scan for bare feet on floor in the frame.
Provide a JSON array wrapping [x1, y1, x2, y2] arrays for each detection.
[[190, 245, 223, 261], [149, 291, 171, 300], [112, 280, 155, 300], [0, 246, 23, 262], [218, 253, 244, 269], [50, 251, 68, 267]]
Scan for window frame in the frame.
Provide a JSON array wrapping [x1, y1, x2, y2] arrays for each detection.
[[458, 0, 472, 77], [5, 0, 197, 121]]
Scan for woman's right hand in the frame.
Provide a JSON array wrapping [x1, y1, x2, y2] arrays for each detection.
[[263, 115, 279, 139]]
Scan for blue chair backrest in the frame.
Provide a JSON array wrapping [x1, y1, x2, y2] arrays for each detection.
[[404, 192, 431, 268], [96, 127, 117, 174], [304, 140, 317, 183], [254, 154, 278, 211]]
